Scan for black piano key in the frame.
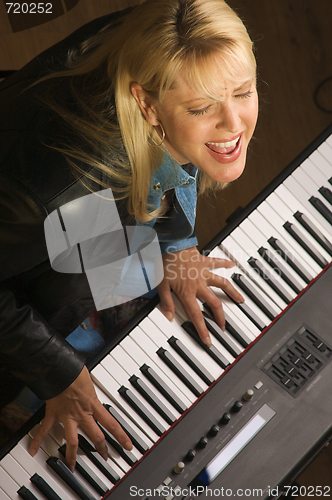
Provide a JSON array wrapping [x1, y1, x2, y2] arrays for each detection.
[[118, 386, 166, 436], [223, 312, 251, 347], [232, 273, 279, 321], [168, 335, 215, 386], [96, 424, 138, 467], [77, 434, 120, 484], [58, 444, 109, 495], [202, 312, 242, 357], [203, 302, 251, 348], [268, 237, 313, 284], [104, 404, 150, 454], [30, 474, 62, 500], [294, 211, 332, 256], [18, 486, 39, 500], [309, 196, 332, 225], [156, 348, 204, 398], [129, 374, 177, 425], [258, 246, 302, 294], [46, 457, 97, 500], [319, 186, 332, 205], [140, 364, 187, 414], [248, 257, 293, 304], [329, 176, 332, 186], [283, 222, 328, 268], [181, 321, 230, 368]]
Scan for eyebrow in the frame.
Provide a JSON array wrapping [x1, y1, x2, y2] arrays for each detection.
[[234, 79, 255, 91], [182, 79, 255, 105]]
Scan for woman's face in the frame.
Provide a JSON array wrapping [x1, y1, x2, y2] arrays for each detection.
[[154, 67, 258, 183]]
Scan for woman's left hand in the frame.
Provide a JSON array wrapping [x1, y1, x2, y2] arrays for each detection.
[[156, 246, 244, 345]]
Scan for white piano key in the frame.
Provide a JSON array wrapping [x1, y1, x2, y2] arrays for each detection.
[[326, 133, 332, 149], [92, 384, 152, 456], [266, 192, 331, 263], [275, 184, 332, 246], [171, 293, 247, 351], [301, 158, 330, 188], [209, 246, 272, 329], [222, 300, 257, 342], [0, 465, 23, 500], [318, 141, 332, 166], [0, 458, 45, 500], [10, 437, 77, 500], [91, 364, 160, 443], [209, 246, 262, 340], [119, 336, 182, 419], [76, 429, 127, 477], [284, 175, 332, 235], [104, 350, 172, 432], [310, 150, 332, 179], [154, 306, 224, 379], [128, 327, 193, 409], [149, 307, 235, 368], [201, 308, 244, 356], [222, 233, 287, 309], [109, 345, 187, 419], [136, 321, 197, 403], [293, 167, 332, 213], [0, 487, 11, 500], [93, 364, 161, 441], [230, 226, 297, 301], [248, 210, 314, 286], [293, 166, 332, 217], [256, 201, 320, 276], [138, 317, 208, 392]]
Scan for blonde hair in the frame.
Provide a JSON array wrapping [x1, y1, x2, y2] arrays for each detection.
[[38, 0, 256, 222]]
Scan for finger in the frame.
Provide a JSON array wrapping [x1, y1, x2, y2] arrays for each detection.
[[157, 279, 175, 322], [203, 256, 236, 270], [81, 415, 109, 461], [207, 273, 244, 303], [63, 418, 79, 472], [94, 402, 133, 451], [181, 294, 212, 346], [29, 414, 56, 457], [198, 286, 226, 331]]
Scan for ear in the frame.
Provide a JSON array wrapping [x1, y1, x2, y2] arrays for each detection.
[[131, 83, 159, 126]]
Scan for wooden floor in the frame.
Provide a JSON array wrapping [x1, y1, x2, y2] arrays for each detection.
[[1, 0, 332, 495]]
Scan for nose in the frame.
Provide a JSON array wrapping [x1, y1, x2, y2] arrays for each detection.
[[216, 102, 241, 133]]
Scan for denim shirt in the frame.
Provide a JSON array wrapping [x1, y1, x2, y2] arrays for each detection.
[[117, 152, 198, 299], [139, 152, 199, 254]]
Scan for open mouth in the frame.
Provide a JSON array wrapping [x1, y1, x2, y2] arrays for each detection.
[[206, 135, 241, 155]]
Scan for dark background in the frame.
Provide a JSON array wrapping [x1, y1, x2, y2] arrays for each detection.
[[1, 0, 332, 495]]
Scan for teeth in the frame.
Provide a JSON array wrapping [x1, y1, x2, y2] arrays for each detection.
[[207, 136, 240, 148]]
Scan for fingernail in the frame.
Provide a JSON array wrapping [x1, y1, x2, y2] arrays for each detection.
[[164, 311, 173, 322], [238, 295, 245, 303], [204, 335, 212, 347], [124, 441, 133, 451], [221, 324, 226, 332], [29, 448, 37, 457]]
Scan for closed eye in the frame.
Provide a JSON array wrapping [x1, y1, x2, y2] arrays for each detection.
[[235, 90, 254, 99], [188, 105, 211, 116]]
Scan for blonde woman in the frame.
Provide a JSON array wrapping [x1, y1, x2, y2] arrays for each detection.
[[0, 0, 258, 469]]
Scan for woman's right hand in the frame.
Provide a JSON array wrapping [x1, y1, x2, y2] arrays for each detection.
[[29, 365, 132, 472]]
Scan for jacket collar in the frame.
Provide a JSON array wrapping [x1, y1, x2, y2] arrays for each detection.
[[148, 151, 197, 197]]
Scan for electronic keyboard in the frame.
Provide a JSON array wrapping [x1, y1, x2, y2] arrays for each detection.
[[1, 123, 332, 500]]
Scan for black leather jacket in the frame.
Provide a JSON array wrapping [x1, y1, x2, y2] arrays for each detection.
[[0, 10, 139, 402]]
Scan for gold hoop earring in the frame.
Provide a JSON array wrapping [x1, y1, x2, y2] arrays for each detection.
[[154, 120, 165, 147]]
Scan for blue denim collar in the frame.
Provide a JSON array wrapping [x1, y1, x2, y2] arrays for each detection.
[[148, 151, 198, 201]]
